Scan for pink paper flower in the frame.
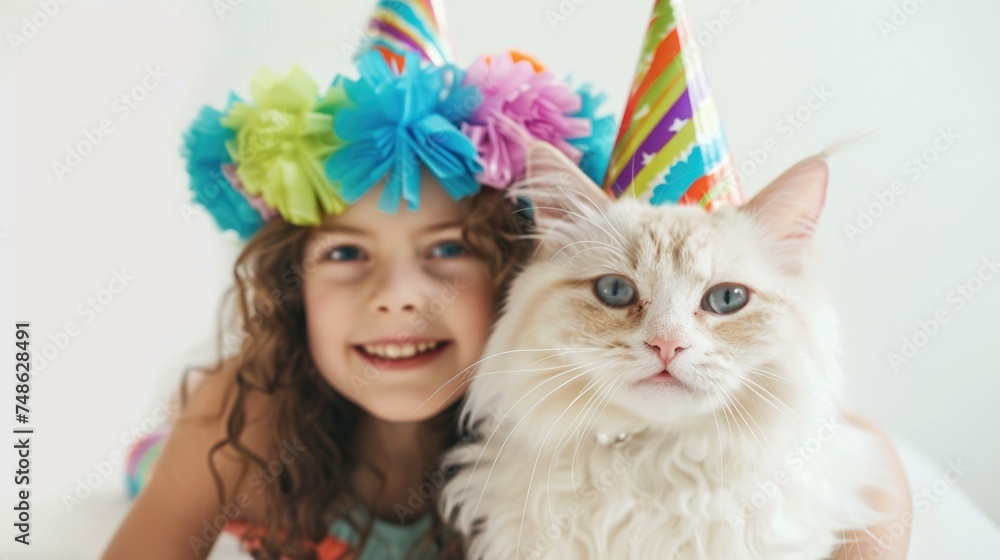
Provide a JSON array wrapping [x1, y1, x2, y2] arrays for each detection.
[[221, 163, 279, 221], [462, 52, 593, 188]]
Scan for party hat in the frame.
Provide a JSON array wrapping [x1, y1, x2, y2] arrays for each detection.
[[356, 0, 456, 68], [602, 0, 742, 210]]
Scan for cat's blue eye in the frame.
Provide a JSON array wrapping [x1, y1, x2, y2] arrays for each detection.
[[594, 275, 638, 308], [326, 245, 365, 262], [702, 283, 749, 314], [430, 240, 467, 259]]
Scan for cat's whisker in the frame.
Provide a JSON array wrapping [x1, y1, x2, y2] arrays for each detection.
[[730, 375, 810, 435], [742, 371, 837, 395], [566, 244, 628, 264], [727, 377, 879, 548], [550, 239, 621, 262], [728, 352, 841, 368], [740, 367, 843, 418], [542, 376, 615, 529], [713, 382, 738, 477], [704, 385, 728, 516], [568, 370, 625, 472], [726, 389, 801, 494], [777, 419, 865, 551], [428, 362, 596, 417], [515, 358, 625, 559], [716, 386, 761, 482], [560, 321, 621, 350], [510, 231, 550, 245], [432, 350, 616, 418], [571, 374, 630, 488], [471, 366, 623, 535], [727, 358, 841, 394], [464, 359, 620, 522], [546, 372, 634, 524], [527, 204, 621, 243], [742, 365, 898, 396], [727, 390, 778, 471], [561, 370, 621, 489], [525, 203, 641, 265], [561, 186, 641, 264], [457, 359, 599, 504], [704, 380, 732, 462], [410, 346, 604, 415], [554, 181, 630, 247], [517, 177, 631, 248], [547, 368, 623, 518]]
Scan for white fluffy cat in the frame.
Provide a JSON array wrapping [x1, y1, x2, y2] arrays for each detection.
[[438, 142, 896, 559]]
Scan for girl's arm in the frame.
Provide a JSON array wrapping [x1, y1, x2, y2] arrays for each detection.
[[832, 413, 913, 560], [101, 360, 255, 560]]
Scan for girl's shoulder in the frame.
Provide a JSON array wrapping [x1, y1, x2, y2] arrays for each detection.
[[102, 358, 280, 558], [180, 357, 277, 431], [178, 357, 281, 519]]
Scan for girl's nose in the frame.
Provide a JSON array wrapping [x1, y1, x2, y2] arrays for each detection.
[[369, 260, 428, 315], [375, 301, 416, 313]]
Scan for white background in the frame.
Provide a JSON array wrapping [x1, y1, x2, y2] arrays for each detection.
[[1, 0, 998, 557]]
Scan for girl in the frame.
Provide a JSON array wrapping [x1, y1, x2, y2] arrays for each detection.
[[101, 1, 606, 555], [102, 172, 534, 559]]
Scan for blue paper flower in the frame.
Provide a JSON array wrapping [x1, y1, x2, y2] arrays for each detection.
[[325, 50, 484, 213], [567, 83, 617, 186], [181, 93, 266, 241]]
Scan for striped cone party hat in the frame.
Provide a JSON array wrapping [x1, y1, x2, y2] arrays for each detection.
[[603, 0, 742, 210], [356, 0, 457, 68]]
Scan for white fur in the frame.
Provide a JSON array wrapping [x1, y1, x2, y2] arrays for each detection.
[[438, 145, 895, 559]]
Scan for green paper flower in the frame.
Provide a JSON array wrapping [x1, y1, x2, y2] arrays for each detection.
[[221, 65, 350, 226]]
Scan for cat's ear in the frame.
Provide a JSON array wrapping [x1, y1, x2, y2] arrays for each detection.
[[742, 156, 828, 241], [518, 141, 613, 224]]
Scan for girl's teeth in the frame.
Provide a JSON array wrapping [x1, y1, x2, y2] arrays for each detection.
[[362, 341, 441, 359]]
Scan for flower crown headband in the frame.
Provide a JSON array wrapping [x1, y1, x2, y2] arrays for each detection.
[[182, 0, 616, 242], [183, 0, 745, 243]]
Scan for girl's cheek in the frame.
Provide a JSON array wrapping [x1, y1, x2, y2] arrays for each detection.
[[442, 265, 490, 297], [454, 269, 495, 329], [304, 277, 362, 319]]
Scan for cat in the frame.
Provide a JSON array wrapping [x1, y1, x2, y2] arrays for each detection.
[[437, 141, 896, 559]]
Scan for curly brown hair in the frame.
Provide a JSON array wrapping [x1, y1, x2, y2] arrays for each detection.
[[180, 187, 534, 559]]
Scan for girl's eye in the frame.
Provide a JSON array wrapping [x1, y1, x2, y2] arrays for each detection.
[[429, 240, 467, 259], [701, 283, 750, 314], [325, 245, 366, 262], [594, 275, 638, 308]]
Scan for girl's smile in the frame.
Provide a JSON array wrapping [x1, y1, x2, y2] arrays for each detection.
[[302, 170, 495, 423], [352, 340, 453, 371]]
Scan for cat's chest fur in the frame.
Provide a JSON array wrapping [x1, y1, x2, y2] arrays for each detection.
[[443, 415, 881, 560]]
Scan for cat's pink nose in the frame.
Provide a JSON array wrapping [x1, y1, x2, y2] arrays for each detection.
[[647, 337, 688, 368]]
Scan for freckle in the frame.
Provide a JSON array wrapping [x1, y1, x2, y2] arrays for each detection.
[[626, 303, 647, 320]]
